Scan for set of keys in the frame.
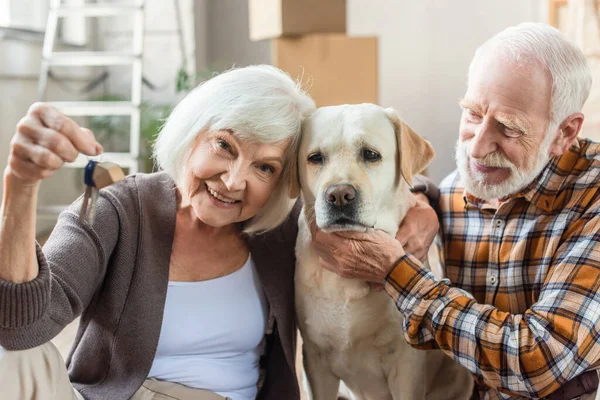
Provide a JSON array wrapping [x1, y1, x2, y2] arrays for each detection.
[[79, 160, 125, 225]]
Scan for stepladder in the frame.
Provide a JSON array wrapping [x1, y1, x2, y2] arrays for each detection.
[[38, 0, 145, 174]]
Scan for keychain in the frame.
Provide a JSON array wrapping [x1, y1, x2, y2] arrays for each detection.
[[79, 160, 125, 225]]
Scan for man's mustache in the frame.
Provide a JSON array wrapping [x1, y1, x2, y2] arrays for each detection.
[[462, 141, 514, 169]]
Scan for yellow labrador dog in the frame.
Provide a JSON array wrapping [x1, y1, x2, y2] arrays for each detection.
[[291, 104, 473, 400]]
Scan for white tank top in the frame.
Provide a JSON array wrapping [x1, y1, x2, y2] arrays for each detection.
[[148, 255, 268, 400]]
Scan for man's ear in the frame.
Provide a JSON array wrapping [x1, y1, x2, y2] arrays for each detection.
[[549, 113, 584, 157], [384, 107, 435, 184], [288, 154, 300, 198]]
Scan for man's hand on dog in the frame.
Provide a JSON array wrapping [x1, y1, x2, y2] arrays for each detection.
[[311, 222, 405, 283], [396, 193, 439, 262], [311, 195, 440, 283]]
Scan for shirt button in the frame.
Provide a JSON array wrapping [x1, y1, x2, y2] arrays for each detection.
[[488, 275, 498, 285], [494, 219, 504, 228]]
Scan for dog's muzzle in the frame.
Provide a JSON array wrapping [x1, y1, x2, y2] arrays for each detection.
[[321, 184, 361, 226]]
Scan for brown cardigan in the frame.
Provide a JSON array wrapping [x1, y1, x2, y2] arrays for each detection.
[[0, 172, 301, 400]]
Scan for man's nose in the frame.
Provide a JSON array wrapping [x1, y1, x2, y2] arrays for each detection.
[[470, 121, 498, 159]]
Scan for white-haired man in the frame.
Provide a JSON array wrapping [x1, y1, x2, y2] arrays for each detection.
[[312, 23, 600, 400]]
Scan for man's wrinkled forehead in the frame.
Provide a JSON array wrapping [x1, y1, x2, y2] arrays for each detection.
[[466, 53, 551, 122]]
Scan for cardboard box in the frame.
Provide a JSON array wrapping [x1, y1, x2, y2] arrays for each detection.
[[249, 0, 346, 41], [272, 34, 378, 106]]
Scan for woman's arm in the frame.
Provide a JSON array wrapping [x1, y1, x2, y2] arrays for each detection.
[[411, 174, 440, 214], [0, 173, 39, 283], [0, 103, 120, 350], [0, 103, 102, 284], [0, 189, 121, 350]]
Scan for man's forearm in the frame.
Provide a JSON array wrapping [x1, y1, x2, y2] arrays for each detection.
[[384, 253, 597, 398], [0, 171, 39, 283]]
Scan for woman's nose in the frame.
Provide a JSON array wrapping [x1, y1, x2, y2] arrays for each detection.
[[221, 164, 247, 192]]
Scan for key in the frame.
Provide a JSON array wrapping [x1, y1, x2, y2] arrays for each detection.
[[79, 185, 93, 225], [87, 185, 100, 225], [79, 160, 125, 225], [78, 160, 97, 225]]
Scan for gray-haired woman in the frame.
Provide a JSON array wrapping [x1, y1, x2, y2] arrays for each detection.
[[0, 65, 315, 400]]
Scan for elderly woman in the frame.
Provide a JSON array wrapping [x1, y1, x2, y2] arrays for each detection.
[[0, 65, 316, 400]]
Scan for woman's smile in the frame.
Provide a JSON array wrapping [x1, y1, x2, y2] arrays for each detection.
[[205, 184, 242, 208]]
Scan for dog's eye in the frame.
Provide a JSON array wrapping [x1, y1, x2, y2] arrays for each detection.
[[362, 149, 381, 162], [307, 152, 324, 164]]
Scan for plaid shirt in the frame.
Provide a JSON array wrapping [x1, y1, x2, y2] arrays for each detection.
[[384, 138, 600, 399]]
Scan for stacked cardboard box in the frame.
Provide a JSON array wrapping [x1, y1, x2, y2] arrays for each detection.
[[249, 0, 378, 107]]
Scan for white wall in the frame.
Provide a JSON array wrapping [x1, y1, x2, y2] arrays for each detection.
[[3, 0, 48, 31], [347, 0, 545, 182], [203, 0, 271, 69]]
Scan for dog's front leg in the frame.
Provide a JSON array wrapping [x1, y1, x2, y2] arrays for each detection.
[[386, 354, 427, 400], [302, 342, 341, 400]]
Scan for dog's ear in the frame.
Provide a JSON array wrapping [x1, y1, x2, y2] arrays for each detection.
[[384, 107, 435, 184], [287, 153, 300, 198]]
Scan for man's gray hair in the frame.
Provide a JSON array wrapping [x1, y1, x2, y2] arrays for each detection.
[[153, 65, 316, 234], [469, 22, 592, 125]]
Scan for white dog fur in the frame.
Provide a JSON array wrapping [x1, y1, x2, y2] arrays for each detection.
[[292, 104, 474, 400]]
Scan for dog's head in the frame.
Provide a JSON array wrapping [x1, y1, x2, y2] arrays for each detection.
[[289, 104, 434, 233]]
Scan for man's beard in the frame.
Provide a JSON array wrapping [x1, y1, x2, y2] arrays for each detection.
[[455, 130, 556, 201]]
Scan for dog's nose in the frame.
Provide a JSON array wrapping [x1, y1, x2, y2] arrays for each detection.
[[325, 184, 357, 207]]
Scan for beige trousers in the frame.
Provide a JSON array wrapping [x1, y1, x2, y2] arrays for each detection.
[[583, 392, 600, 400], [0, 342, 230, 400]]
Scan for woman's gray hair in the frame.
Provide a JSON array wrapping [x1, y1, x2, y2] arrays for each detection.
[[469, 22, 592, 125], [153, 65, 315, 234]]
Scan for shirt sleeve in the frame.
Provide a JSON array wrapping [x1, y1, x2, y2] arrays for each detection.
[[384, 206, 600, 398]]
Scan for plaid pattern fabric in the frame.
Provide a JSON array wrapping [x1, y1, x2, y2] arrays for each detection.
[[384, 138, 600, 399]]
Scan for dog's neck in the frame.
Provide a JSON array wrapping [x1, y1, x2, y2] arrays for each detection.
[[374, 182, 415, 237]]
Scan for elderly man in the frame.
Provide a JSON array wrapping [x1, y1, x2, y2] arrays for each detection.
[[313, 23, 600, 400]]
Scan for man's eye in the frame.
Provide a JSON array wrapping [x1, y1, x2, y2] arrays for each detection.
[[307, 152, 325, 164], [503, 126, 523, 138], [465, 110, 482, 123], [362, 148, 381, 162]]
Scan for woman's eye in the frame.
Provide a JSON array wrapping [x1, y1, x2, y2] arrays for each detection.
[[362, 149, 381, 162], [217, 140, 232, 152], [258, 164, 275, 174], [307, 152, 324, 164]]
